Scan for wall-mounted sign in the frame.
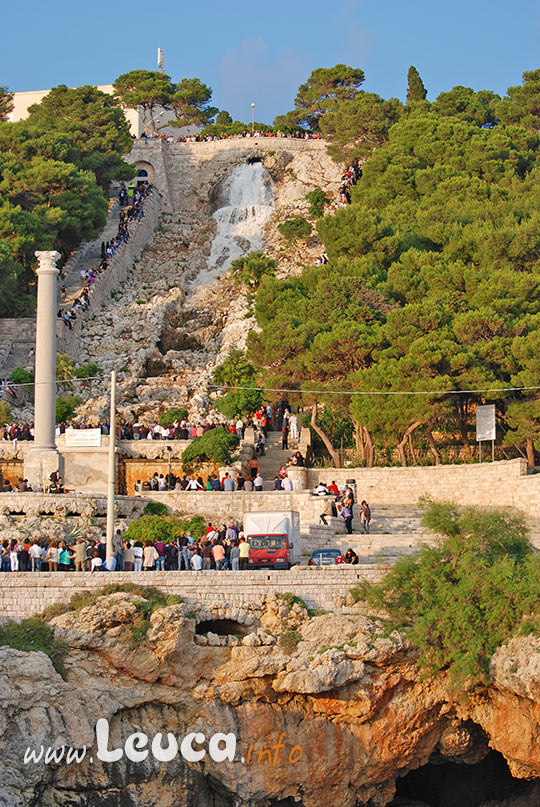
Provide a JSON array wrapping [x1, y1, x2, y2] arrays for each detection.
[[65, 428, 102, 448]]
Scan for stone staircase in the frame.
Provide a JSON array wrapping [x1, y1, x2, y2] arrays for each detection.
[[304, 504, 435, 564], [257, 431, 301, 489]]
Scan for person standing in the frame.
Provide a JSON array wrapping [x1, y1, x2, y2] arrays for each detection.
[[143, 542, 158, 571], [360, 500, 371, 534], [239, 536, 250, 570], [254, 473, 264, 492], [133, 541, 143, 572], [73, 538, 87, 572], [29, 541, 42, 572], [230, 541, 240, 570], [282, 422, 289, 450], [113, 530, 124, 571]]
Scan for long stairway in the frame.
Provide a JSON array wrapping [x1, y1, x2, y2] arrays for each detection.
[[257, 430, 301, 489]]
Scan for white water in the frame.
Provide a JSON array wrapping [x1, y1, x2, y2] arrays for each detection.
[[195, 162, 275, 287]]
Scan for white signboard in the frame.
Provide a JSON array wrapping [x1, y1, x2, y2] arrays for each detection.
[[65, 428, 102, 448], [476, 405, 496, 442]]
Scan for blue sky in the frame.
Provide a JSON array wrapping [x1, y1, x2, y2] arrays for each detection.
[[3, 0, 540, 123]]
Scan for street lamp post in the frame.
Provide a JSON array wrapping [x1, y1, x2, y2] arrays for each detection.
[[251, 103, 255, 136]]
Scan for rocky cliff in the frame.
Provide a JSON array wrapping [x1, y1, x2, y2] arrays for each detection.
[[2, 589, 540, 807]]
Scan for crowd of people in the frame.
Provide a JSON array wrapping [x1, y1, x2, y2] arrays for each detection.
[[57, 183, 153, 331], [0, 522, 253, 573], [312, 481, 371, 535], [336, 160, 363, 207], [140, 130, 322, 144]]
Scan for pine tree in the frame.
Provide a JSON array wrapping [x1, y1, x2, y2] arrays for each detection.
[[407, 66, 427, 102]]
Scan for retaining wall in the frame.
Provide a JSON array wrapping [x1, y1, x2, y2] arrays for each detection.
[[0, 567, 383, 620]]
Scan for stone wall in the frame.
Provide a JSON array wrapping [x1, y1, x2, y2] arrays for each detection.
[[56, 192, 162, 358], [0, 567, 384, 620], [302, 458, 540, 513]]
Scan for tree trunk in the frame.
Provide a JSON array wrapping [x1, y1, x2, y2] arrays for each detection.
[[353, 419, 366, 463], [310, 404, 341, 467], [426, 418, 442, 465], [363, 426, 375, 468], [455, 398, 472, 459], [397, 422, 423, 467], [408, 430, 418, 465], [526, 437, 536, 469]]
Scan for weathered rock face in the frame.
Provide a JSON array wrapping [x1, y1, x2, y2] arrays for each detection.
[[62, 144, 342, 425], [1, 591, 540, 807]]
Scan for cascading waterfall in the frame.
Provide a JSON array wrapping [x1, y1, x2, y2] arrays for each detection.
[[195, 162, 275, 286]]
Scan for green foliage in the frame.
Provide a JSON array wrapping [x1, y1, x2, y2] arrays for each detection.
[[181, 427, 239, 470], [407, 66, 427, 102], [124, 514, 206, 542], [277, 64, 365, 131], [215, 387, 263, 419], [0, 618, 68, 678], [306, 188, 330, 218], [433, 86, 499, 126], [113, 70, 174, 136], [0, 401, 12, 424], [277, 216, 311, 243], [320, 91, 404, 161], [56, 353, 76, 387], [212, 350, 256, 387], [143, 502, 169, 516], [278, 629, 302, 651], [159, 407, 188, 426], [24, 84, 133, 188], [277, 593, 308, 610], [9, 368, 34, 386], [230, 251, 276, 290], [216, 110, 233, 126], [55, 395, 81, 423], [497, 69, 540, 131], [75, 362, 102, 380], [362, 501, 538, 688], [170, 77, 216, 128], [0, 87, 13, 121]]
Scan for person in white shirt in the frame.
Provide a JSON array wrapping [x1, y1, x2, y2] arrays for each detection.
[[289, 414, 299, 440], [314, 483, 329, 496], [282, 475, 293, 491], [191, 549, 202, 570], [91, 552, 103, 572], [254, 474, 264, 492], [235, 419, 244, 439], [187, 477, 202, 490]]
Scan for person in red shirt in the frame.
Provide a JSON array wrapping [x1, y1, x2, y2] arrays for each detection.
[[328, 481, 340, 495]]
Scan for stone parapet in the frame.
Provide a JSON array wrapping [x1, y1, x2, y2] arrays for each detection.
[[0, 567, 385, 620]]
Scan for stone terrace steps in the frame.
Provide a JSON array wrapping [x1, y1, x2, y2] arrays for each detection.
[[256, 431, 301, 489], [63, 201, 122, 306]]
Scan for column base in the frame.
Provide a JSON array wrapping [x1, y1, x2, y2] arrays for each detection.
[[24, 449, 63, 492]]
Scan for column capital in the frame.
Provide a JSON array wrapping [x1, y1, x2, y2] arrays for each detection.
[[35, 250, 60, 274]]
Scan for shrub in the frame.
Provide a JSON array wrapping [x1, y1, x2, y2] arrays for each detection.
[[277, 593, 308, 610], [181, 427, 239, 471], [277, 216, 311, 244], [362, 500, 540, 688], [124, 514, 206, 543], [143, 502, 169, 516], [75, 362, 102, 379], [230, 251, 277, 290], [278, 629, 302, 651], [0, 619, 68, 678], [215, 386, 263, 419], [306, 188, 330, 218], [9, 368, 34, 386], [0, 401, 12, 424], [56, 395, 82, 423], [212, 350, 256, 387], [159, 407, 188, 427]]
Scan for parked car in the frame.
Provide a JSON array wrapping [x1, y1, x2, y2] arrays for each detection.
[[308, 549, 346, 566]]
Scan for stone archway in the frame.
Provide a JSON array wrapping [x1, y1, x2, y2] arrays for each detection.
[[132, 160, 156, 185]]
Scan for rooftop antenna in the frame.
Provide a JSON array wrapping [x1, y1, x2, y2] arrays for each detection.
[[157, 48, 165, 73]]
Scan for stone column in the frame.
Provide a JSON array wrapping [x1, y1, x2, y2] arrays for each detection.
[[24, 251, 63, 489]]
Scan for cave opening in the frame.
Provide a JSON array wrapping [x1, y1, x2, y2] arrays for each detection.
[[195, 619, 251, 637], [246, 156, 262, 164], [391, 750, 537, 807]]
